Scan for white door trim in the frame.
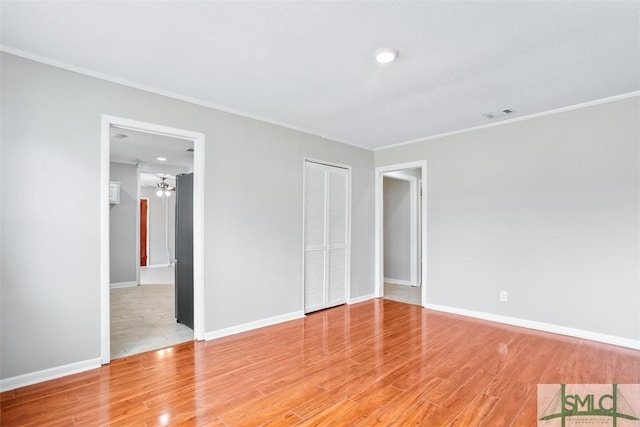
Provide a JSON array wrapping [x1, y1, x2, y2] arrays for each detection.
[[139, 196, 150, 273], [375, 161, 427, 307], [135, 165, 142, 285], [100, 115, 206, 364]]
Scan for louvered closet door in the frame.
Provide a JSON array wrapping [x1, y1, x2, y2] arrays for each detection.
[[304, 161, 350, 313]]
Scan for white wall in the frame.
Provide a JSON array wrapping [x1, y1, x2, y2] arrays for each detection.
[[375, 95, 640, 341], [109, 162, 138, 284], [393, 169, 421, 179], [141, 187, 176, 266], [0, 53, 375, 380], [383, 177, 411, 282]]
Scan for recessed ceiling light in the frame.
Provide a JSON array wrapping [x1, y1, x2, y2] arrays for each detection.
[[112, 133, 128, 139], [374, 48, 398, 64], [157, 157, 167, 161]]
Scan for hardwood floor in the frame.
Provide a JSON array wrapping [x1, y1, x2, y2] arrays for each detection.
[[1, 299, 638, 426]]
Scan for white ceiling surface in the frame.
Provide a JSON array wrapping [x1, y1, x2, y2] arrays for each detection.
[[110, 126, 193, 184], [2, 2, 639, 150]]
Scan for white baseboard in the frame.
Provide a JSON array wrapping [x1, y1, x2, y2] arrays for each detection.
[[424, 303, 640, 350], [384, 278, 417, 286], [0, 357, 101, 392], [204, 310, 305, 341], [109, 281, 137, 288], [144, 264, 172, 269], [349, 293, 376, 304]]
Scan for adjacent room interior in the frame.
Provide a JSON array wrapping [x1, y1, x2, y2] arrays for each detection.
[[382, 167, 423, 306], [108, 127, 196, 359]]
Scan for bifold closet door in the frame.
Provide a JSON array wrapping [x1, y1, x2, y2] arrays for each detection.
[[304, 161, 349, 313]]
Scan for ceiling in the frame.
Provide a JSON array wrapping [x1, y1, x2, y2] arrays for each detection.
[[2, 2, 638, 150], [110, 126, 193, 186]]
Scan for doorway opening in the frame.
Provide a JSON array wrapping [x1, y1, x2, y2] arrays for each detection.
[[100, 115, 205, 364], [375, 161, 427, 307], [140, 197, 149, 268]]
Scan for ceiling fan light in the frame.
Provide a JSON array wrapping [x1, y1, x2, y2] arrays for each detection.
[[156, 189, 164, 197]]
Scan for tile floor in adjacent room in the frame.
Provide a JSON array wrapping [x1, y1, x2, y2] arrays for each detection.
[[110, 265, 193, 359], [139, 264, 176, 285], [384, 282, 421, 305]]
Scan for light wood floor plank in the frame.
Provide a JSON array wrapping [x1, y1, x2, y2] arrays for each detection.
[[1, 299, 638, 426]]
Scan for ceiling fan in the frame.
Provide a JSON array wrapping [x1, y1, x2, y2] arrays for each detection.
[[155, 177, 175, 197]]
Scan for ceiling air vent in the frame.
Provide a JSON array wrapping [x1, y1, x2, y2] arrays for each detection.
[[483, 108, 516, 119]]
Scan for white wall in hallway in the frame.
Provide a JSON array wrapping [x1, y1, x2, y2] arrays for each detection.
[[141, 187, 176, 266], [109, 162, 138, 284], [383, 177, 411, 283]]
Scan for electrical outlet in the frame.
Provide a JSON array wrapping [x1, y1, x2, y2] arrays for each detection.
[[500, 291, 508, 302]]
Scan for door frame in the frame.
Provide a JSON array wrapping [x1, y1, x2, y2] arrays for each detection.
[[375, 160, 427, 307], [100, 115, 205, 364], [302, 158, 352, 313], [139, 197, 150, 269], [135, 164, 142, 284]]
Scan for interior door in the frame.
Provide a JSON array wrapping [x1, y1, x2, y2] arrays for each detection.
[[175, 173, 194, 329], [304, 161, 350, 313], [139, 199, 148, 267]]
